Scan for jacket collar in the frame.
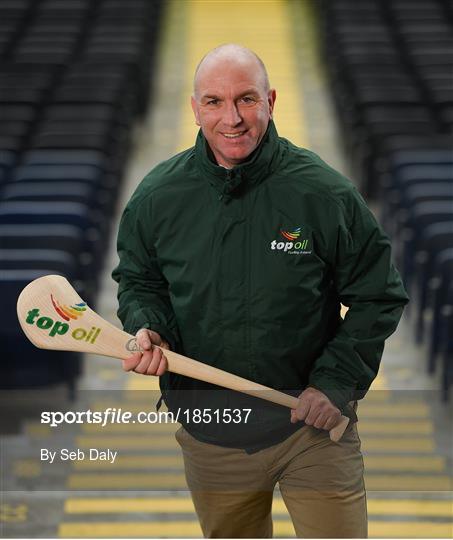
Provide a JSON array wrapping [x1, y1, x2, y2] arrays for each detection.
[[195, 120, 284, 202]]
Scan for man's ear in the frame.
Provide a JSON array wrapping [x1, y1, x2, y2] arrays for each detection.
[[268, 89, 276, 119], [191, 96, 201, 126]]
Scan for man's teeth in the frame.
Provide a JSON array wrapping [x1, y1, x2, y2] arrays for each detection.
[[223, 132, 244, 138]]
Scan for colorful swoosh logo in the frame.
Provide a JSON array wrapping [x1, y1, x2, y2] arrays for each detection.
[[51, 295, 87, 321], [280, 227, 301, 241]]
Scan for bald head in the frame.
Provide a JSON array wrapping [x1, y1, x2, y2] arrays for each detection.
[[193, 44, 270, 99], [190, 43, 276, 168]]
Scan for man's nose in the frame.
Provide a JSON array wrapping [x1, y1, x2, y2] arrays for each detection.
[[223, 102, 242, 126]]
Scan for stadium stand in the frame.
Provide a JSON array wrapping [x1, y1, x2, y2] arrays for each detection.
[[0, 0, 162, 395], [318, 0, 453, 399]]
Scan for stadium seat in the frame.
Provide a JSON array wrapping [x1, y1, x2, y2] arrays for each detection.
[[0, 0, 162, 393]]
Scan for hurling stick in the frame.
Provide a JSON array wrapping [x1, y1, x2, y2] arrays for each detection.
[[16, 274, 349, 442]]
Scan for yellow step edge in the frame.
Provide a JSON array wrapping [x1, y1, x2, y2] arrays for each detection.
[[75, 435, 179, 450], [13, 454, 445, 476], [64, 497, 453, 518], [58, 520, 453, 538], [98, 369, 123, 381], [66, 473, 451, 491], [65, 454, 445, 472], [125, 375, 160, 392], [358, 420, 434, 435], [74, 435, 436, 453], [367, 499, 453, 518], [365, 475, 452, 491], [75, 419, 434, 435], [24, 419, 178, 436], [24, 424, 52, 438], [26, 422, 434, 438], [13, 459, 42, 478], [80, 423, 178, 434], [64, 498, 196, 514], [59, 521, 200, 538], [370, 521, 453, 538], [66, 473, 187, 489], [72, 456, 183, 470], [360, 437, 435, 453], [358, 403, 430, 417], [363, 455, 446, 472], [357, 391, 391, 401]]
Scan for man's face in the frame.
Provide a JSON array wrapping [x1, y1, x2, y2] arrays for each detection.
[[191, 59, 276, 169]]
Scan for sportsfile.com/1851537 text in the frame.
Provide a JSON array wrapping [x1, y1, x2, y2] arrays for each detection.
[[40, 407, 253, 427]]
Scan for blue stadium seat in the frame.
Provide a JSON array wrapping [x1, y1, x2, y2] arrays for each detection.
[[1, 0, 163, 394], [439, 282, 453, 400], [426, 249, 453, 374]]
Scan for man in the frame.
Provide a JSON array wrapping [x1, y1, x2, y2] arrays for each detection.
[[112, 44, 408, 538]]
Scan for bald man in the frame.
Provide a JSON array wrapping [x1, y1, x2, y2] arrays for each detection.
[[113, 44, 408, 538]]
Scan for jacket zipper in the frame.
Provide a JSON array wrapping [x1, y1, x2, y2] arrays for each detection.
[[219, 170, 232, 201], [245, 187, 254, 381]]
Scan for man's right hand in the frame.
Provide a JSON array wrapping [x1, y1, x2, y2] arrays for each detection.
[[122, 329, 169, 376]]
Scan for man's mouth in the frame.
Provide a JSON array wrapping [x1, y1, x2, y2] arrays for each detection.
[[222, 131, 246, 139]]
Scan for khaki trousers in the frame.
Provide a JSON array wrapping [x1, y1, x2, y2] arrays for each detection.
[[175, 422, 367, 538]]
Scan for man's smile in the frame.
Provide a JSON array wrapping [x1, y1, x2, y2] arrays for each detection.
[[221, 130, 247, 139]]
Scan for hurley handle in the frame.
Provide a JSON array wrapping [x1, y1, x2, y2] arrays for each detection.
[[17, 275, 350, 442]]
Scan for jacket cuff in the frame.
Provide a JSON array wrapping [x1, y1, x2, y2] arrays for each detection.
[[124, 321, 179, 352], [307, 376, 356, 411], [147, 323, 178, 352]]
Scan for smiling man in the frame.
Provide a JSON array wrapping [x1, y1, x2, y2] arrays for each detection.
[[191, 46, 276, 168], [112, 44, 408, 538]]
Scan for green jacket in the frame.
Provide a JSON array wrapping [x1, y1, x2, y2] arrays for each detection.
[[112, 121, 408, 449]]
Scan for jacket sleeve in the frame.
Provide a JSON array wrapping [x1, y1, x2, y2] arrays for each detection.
[[111, 200, 181, 352], [308, 188, 409, 410]]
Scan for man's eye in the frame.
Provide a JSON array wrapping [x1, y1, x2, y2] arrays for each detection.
[[207, 99, 219, 105], [241, 96, 255, 104]]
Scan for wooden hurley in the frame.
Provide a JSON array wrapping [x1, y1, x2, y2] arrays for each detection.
[[16, 275, 349, 442]]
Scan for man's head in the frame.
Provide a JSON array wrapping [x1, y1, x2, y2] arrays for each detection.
[[191, 44, 276, 169]]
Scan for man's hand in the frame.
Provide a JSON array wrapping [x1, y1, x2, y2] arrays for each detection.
[[122, 329, 169, 376], [290, 387, 341, 431]]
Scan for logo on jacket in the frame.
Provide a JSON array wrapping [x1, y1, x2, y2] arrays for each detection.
[[280, 227, 301, 241], [270, 227, 311, 255]]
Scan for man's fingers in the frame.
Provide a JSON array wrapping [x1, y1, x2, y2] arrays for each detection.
[[122, 352, 142, 372], [156, 356, 168, 376], [313, 413, 329, 429], [148, 329, 162, 344], [308, 408, 341, 429], [136, 329, 152, 350], [306, 406, 336, 427], [124, 330, 169, 377], [124, 348, 168, 376], [294, 400, 311, 422], [136, 329, 169, 350], [147, 347, 163, 374], [305, 407, 321, 426], [293, 387, 342, 431], [133, 351, 155, 374], [322, 413, 342, 431]]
